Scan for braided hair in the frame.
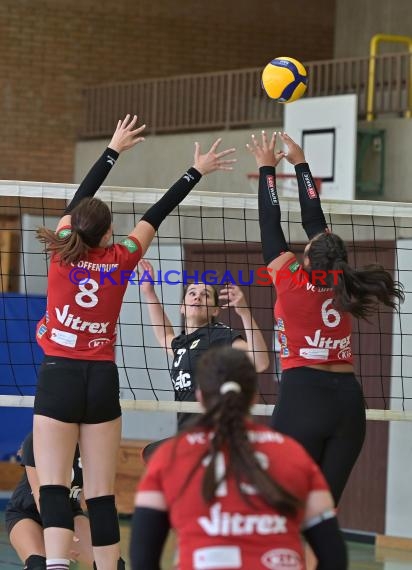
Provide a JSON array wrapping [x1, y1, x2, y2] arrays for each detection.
[[182, 346, 302, 516], [307, 232, 404, 319]]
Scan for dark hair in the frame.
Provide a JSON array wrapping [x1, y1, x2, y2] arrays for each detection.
[[182, 283, 219, 306], [181, 283, 219, 326], [307, 232, 404, 319], [185, 346, 302, 516], [36, 198, 112, 265]]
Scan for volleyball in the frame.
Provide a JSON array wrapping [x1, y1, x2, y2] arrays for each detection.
[[261, 57, 307, 103]]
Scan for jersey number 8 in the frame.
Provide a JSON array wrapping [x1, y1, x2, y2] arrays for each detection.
[[75, 278, 99, 308]]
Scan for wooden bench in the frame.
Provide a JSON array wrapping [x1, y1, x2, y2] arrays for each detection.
[[0, 461, 23, 490], [115, 439, 150, 515]]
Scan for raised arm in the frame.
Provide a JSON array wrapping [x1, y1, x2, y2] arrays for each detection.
[[280, 133, 328, 239], [128, 138, 236, 257], [247, 131, 295, 278], [218, 284, 270, 372], [139, 259, 175, 352], [56, 114, 146, 232]]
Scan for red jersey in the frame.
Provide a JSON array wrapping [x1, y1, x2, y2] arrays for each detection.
[[138, 422, 329, 570], [36, 228, 142, 361], [274, 255, 353, 369]]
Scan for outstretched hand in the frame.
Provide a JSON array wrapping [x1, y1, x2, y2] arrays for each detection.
[[279, 133, 306, 166], [109, 114, 146, 154], [193, 138, 237, 175], [138, 259, 156, 294], [246, 131, 285, 168], [218, 284, 249, 317]]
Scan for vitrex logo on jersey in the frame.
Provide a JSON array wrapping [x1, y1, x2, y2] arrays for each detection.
[[304, 329, 351, 350], [198, 503, 287, 536], [55, 305, 109, 334], [261, 548, 303, 570]]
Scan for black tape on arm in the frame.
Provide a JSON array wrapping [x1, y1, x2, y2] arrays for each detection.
[[141, 167, 202, 231], [303, 516, 348, 570], [65, 147, 119, 214], [295, 163, 328, 239], [130, 507, 170, 570], [258, 166, 289, 266]]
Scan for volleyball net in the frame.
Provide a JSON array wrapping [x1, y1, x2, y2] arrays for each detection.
[[1, 181, 411, 421]]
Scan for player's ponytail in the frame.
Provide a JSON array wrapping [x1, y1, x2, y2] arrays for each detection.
[[307, 232, 404, 319], [37, 197, 111, 265], [193, 346, 302, 516]]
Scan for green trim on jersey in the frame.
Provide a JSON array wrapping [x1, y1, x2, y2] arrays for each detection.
[[288, 260, 300, 273], [58, 228, 72, 239], [120, 237, 139, 253]]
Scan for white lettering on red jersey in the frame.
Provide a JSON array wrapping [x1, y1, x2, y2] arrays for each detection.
[[198, 503, 287, 536], [274, 255, 353, 369], [36, 229, 142, 360], [138, 422, 328, 570]]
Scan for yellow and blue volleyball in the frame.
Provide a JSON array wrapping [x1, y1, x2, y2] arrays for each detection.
[[261, 57, 307, 103]]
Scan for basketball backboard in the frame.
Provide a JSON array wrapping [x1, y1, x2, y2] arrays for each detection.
[[283, 94, 357, 200]]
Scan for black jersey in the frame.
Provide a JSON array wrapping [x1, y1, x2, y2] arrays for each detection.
[[171, 322, 242, 429], [6, 432, 83, 514]]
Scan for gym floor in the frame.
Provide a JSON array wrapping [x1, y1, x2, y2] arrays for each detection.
[[1, 512, 411, 569]]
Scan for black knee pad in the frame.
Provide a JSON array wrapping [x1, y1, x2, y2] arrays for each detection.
[[24, 555, 46, 569], [39, 485, 74, 531], [86, 495, 120, 547]]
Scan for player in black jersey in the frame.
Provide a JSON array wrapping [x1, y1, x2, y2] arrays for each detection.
[[139, 259, 269, 459], [5, 433, 92, 569]]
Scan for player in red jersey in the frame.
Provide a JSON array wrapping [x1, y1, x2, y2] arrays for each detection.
[[32, 115, 236, 570], [247, 131, 404, 567], [130, 346, 347, 570]]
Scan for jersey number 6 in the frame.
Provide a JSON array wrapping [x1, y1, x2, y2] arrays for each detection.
[[321, 298, 341, 328]]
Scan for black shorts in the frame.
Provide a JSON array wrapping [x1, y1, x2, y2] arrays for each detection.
[[34, 356, 121, 424], [271, 366, 366, 504], [5, 500, 84, 536]]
